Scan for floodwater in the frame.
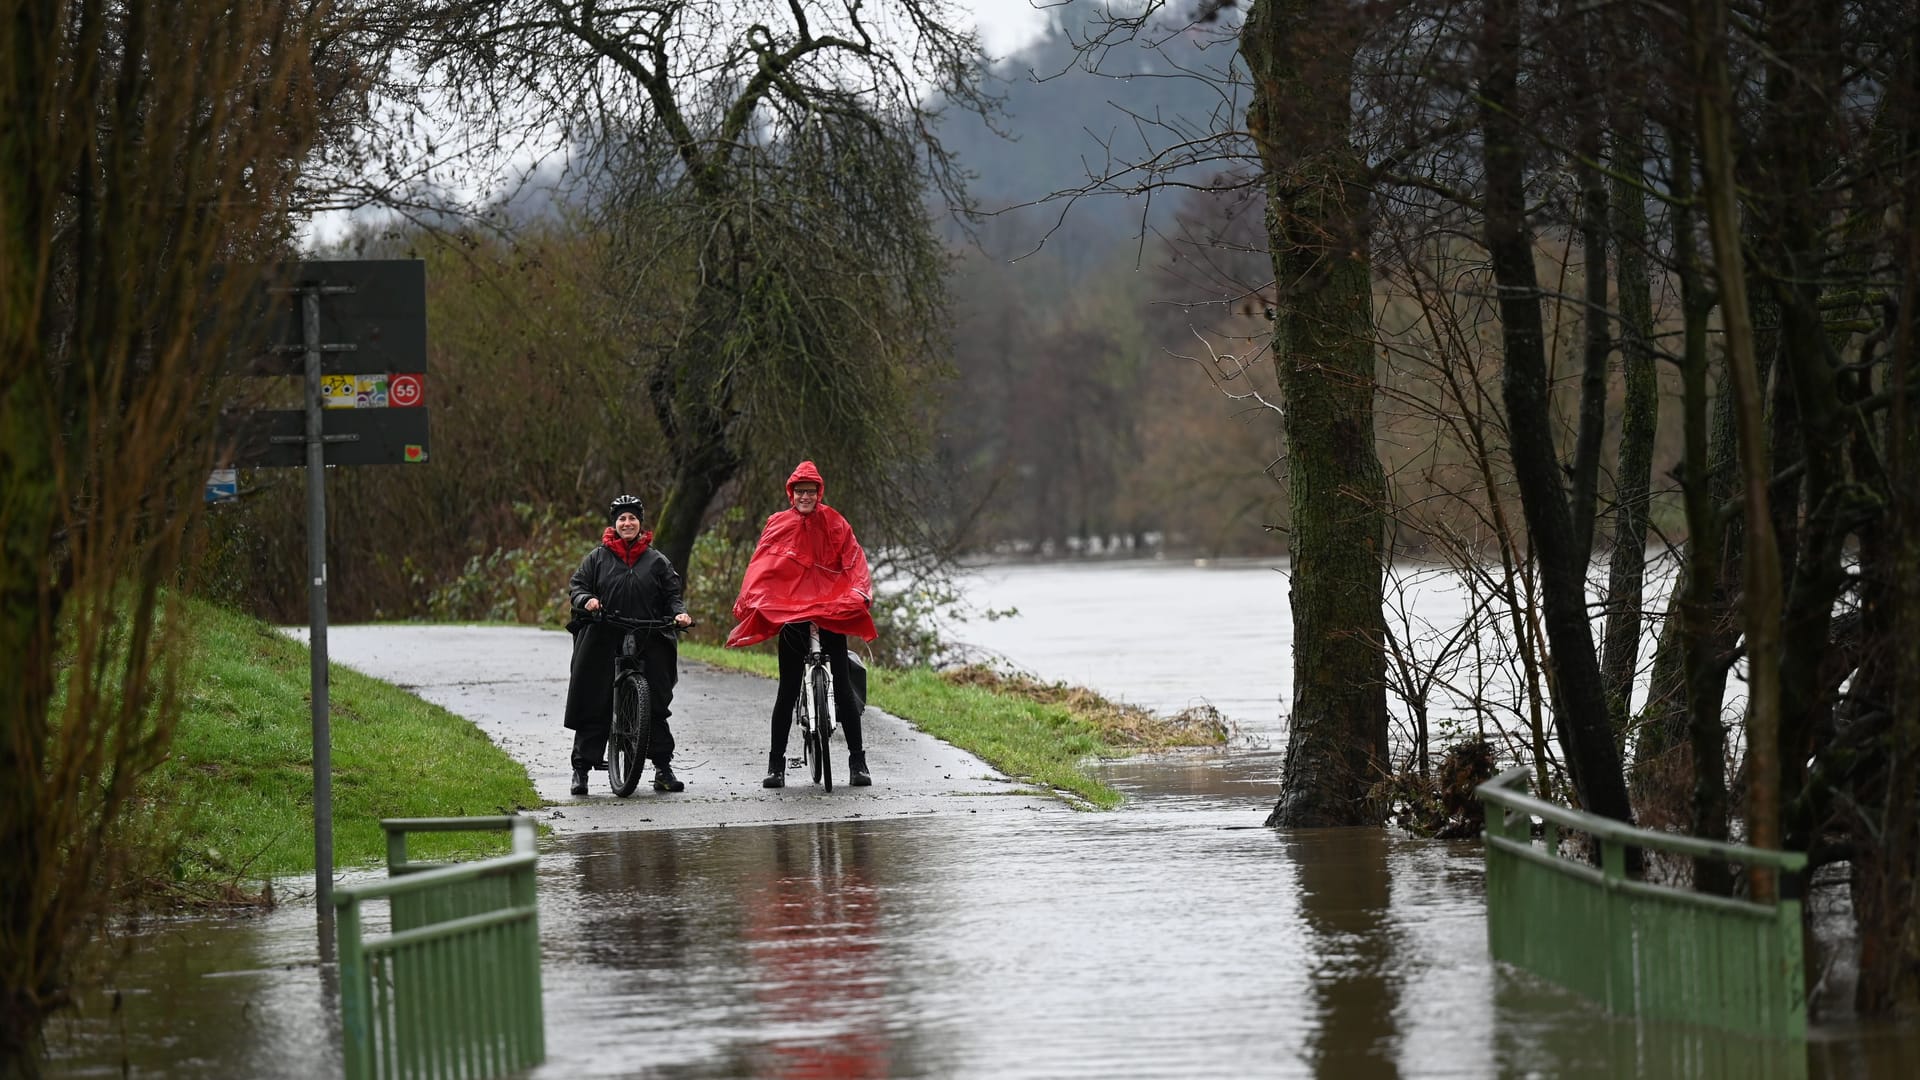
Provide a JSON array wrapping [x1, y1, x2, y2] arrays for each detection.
[[938, 556, 1691, 745], [44, 560, 1920, 1077], [47, 754, 1918, 1078]]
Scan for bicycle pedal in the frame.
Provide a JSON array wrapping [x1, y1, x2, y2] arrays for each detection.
[[786, 757, 805, 769]]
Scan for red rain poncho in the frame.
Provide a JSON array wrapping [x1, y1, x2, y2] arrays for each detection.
[[726, 461, 877, 647]]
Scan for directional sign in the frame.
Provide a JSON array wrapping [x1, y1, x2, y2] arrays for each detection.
[[224, 407, 431, 468], [226, 260, 427, 375], [204, 468, 238, 503]]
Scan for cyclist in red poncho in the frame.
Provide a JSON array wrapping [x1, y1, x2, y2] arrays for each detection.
[[727, 461, 877, 788]]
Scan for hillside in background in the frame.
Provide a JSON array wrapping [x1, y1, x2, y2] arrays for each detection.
[[925, 13, 1287, 557], [936, 14, 1249, 257]]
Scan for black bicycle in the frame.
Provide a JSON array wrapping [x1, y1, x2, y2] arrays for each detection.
[[793, 621, 837, 792], [592, 611, 691, 797]]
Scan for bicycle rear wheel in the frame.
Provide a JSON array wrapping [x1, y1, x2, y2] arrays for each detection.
[[608, 675, 651, 797], [812, 667, 833, 792]]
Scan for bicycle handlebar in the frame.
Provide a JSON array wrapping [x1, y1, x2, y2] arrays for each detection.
[[587, 610, 695, 633]]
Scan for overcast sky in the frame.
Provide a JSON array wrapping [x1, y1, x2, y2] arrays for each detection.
[[968, 0, 1055, 57], [302, 1, 1073, 247]]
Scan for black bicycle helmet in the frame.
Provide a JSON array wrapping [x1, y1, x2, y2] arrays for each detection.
[[608, 494, 645, 524]]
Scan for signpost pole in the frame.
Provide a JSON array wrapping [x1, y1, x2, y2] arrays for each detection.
[[304, 285, 336, 962], [226, 259, 427, 964]]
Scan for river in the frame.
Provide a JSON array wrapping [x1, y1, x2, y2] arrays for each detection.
[[937, 555, 1685, 749]]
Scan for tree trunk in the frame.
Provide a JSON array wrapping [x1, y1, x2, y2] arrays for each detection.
[[652, 442, 740, 583], [1856, 229, 1920, 1018], [1600, 117, 1658, 744], [1479, 0, 1634, 824], [1695, 0, 1785, 896], [1761, 0, 1849, 854], [0, 396, 59, 1080], [1569, 115, 1609, 561], [646, 302, 742, 581], [1633, 277, 1766, 781], [1244, 0, 1391, 827], [1668, 135, 1733, 894], [1851, 19, 1920, 1014]]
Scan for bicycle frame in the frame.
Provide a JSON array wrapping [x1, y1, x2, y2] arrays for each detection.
[[795, 622, 836, 741], [614, 625, 645, 681]]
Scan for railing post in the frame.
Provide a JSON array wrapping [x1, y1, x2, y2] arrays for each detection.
[[386, 824, 409, 874], [511, 840, 545, 1061], [336, 897, 373, 1080], [1779, 891, 1807, 1040], [1599, 837, 1633, 1014]]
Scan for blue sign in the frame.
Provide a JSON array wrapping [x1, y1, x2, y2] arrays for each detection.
[[205, 468, 237, 503]]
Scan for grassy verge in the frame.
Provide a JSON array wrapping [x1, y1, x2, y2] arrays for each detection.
[[150, 600, 539, 890], [682, 644, 1229, 810]]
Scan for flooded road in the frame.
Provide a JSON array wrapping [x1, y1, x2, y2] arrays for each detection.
[[40, 563, 1919, 1077], [49, 752, 1917, 1078]]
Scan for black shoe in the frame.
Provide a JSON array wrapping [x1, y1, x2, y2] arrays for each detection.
[[762, 751, 785, 789], [570, 768, 589, 796], [653, 766, 685, 793], [849, 752, 871, 787]]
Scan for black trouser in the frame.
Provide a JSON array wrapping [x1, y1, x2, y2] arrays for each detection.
[[771, 623, 863, 757], [574, 638, 678, 770]]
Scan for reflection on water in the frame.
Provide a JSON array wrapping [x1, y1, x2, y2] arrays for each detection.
[[1293, 829, 1403, 1078], [744, 825, 890, 1079], [46, 761, 1920, 1078], [542, 823, 900, 1079]]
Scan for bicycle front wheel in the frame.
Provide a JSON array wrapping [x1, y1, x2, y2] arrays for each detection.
[[812, 667, 833, 792], [608, 675, 650, 797]]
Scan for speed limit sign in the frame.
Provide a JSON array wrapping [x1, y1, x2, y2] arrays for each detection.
[[390, 373, 425, 408]]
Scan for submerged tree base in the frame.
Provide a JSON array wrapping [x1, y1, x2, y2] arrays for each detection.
[[1370, 739, 1498, 839]]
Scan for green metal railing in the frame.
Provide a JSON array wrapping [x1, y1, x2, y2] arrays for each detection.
[[1476, 767, 1807, 1039], [334, 816, 545, 1080]]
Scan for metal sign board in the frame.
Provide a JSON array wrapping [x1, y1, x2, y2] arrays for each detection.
[[224, 407, 431, 468], [226, 260, 427, 375]]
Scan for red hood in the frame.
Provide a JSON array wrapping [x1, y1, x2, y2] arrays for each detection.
[[786, 459, 826, 507]]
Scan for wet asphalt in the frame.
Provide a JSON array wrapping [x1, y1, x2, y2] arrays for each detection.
[[304, 625, 1066, 832]]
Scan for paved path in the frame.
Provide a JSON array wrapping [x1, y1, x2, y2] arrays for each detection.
[[299, 625, 1064, 833]]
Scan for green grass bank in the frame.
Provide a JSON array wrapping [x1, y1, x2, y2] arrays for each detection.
[[154, 608, 1224, 890], [153, 601, 538, 891], [682, 643, 1229, 810]]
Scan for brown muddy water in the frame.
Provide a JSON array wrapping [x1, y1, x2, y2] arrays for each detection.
[[45, 753, 1919, 1079]]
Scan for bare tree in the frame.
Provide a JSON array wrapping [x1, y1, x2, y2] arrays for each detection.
[[0, 0, 335, 1071], [403, 0, 994, 578]]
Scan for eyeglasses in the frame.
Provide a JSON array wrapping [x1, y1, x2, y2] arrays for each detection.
[[792, 488, 820, 497]]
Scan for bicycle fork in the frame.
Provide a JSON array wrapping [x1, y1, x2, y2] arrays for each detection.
[[807, 623, 835, 738]]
